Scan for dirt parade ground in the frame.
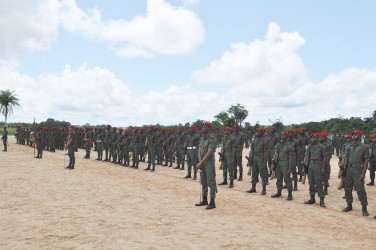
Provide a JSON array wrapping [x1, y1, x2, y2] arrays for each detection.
[[1, 136, 376, 249]]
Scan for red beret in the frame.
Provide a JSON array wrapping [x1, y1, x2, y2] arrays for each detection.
[[310, 132, 319, 138], [203, 122, 212, 128], [234, 124, 240, 129], [352, 130, 362, 136], [256, 128, 265, 132], [300, 128, 307, 131], [321, 130, 329, 137], [224, 127, 234, 131], [190, 125, 197, 130], [281, 131, 290, 136]]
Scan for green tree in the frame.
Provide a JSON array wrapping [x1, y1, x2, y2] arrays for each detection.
[[214, 111, 235, 127], [0, 89, 20, 125], [228, 103, 248, 127]]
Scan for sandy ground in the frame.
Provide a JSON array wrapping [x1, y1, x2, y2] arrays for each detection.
[[1, 136, 376, 250]]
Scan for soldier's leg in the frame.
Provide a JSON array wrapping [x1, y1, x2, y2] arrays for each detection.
[[205, 160, 217, 205], [353, 168, 368, 207], [237, 151, 243, 181], [186, 151, 192, 177], [344, 167, 354, 205], [271, 162, 282, 197], [367, 161, 376, 185], [282, 163, 293, 199], [219, 155, 228, 185]]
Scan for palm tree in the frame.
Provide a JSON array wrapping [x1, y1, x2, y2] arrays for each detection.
[[0, 89, 20, 125]]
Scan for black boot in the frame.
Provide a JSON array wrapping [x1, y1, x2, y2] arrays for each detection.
[[324, 186, 328, 195], [271, 189, 281, 198], [286, 191, 293, 200], [298, 175, 302, 182], [150, 166, 155, 172], [184, 174, 192, 179], [144, 166, 151, 171], [247, 184, 256, 193], [219, 180, 228, 185], [205, 198, 216, 210], [65, 164, 71, 169], [366, 179, 374, 186], [304, 195, 316, 204], [293, 181, 298, 191], [195, 196, 208, 206], [261, 185, 266, 195], [193, 172, 197, 180], [320, 197, 326, 207], [229, 180, 234, 188], [342, 203, 352, 212], [173, 165, 180, 169], [238, 172, 243, 181], [362, 206, 369, 216]]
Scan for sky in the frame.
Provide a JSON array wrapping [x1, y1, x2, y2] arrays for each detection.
[[1, 0, 376, 127]]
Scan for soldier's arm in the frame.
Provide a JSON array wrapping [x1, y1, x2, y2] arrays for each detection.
[[360, 145, 370, 181]]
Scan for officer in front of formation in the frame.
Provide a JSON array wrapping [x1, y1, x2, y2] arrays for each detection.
[[195, 122, 217, 210]]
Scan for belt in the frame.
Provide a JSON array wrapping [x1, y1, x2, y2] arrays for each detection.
[[187, 147, 197, 149], [310, 159, 320, 163]]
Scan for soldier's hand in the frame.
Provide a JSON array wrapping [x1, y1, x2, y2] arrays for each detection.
[[359, 173, 365, 181], [196, 162, 203, 170]]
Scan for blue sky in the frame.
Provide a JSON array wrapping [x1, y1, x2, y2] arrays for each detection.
[[1, 0, 376, 126]]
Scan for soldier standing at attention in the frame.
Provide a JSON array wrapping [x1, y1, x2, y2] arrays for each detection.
[[65, 126, 76, 170], [131, 127, 140, 168], [266, 127, 279, 178], [366, 134, 376, 186], [103, 125, 111, 161], [35, 126, 44, 158], [232, 124, 244, 181], [96, 128, 104, 160], [1, 125, 8, 151], [271, 131, 293, 200], [342, 130, 370, 216], [195, 122, 217, 210], [144, 125, 157, 172], [303, 132, 327, 207], [184, 125, 200, 180], [219, 127, 235, 188], [320, 130, 333, 195], [247, 127, 269, 195]]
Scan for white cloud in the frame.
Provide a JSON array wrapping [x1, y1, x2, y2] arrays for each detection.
[[59, 0, 204, 58], [1, 63, 221, 126], [192, 22, 376, 124], [0, 0, 61, 59]]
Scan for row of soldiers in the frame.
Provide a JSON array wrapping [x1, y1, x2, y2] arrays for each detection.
[[8, 123, 376, 214]]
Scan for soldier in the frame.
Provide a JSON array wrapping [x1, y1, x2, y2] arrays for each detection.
[[288, 130, 299, 191], [84, 127, 93, 159], [195, 122, 217, 210], [1, 125, 8, 151], [367, 134, 376, 185], [247, 127, 269, 195], [184, 125, 200, 180], [122, 129, 131, 167], [232, 124, 244, 181], [174, 128, 186, 170], [96, 128, 104, 160], [297, 128, 308, 182], [144, 126, 157, 171], [320, 130, 333, 195], [266, 127, 279, 179], [103, 125, 111, 161], [110, 127, 118, 163], [342, 130, 370, 216], [35, 127, 44, 158], [219, 127, 235, 188], [303, 132, 327, 207], [117, 128, 124, 165], [131, 127, 140, 168], [65, 126, 76, 170], [271, 131, 293, 200]]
